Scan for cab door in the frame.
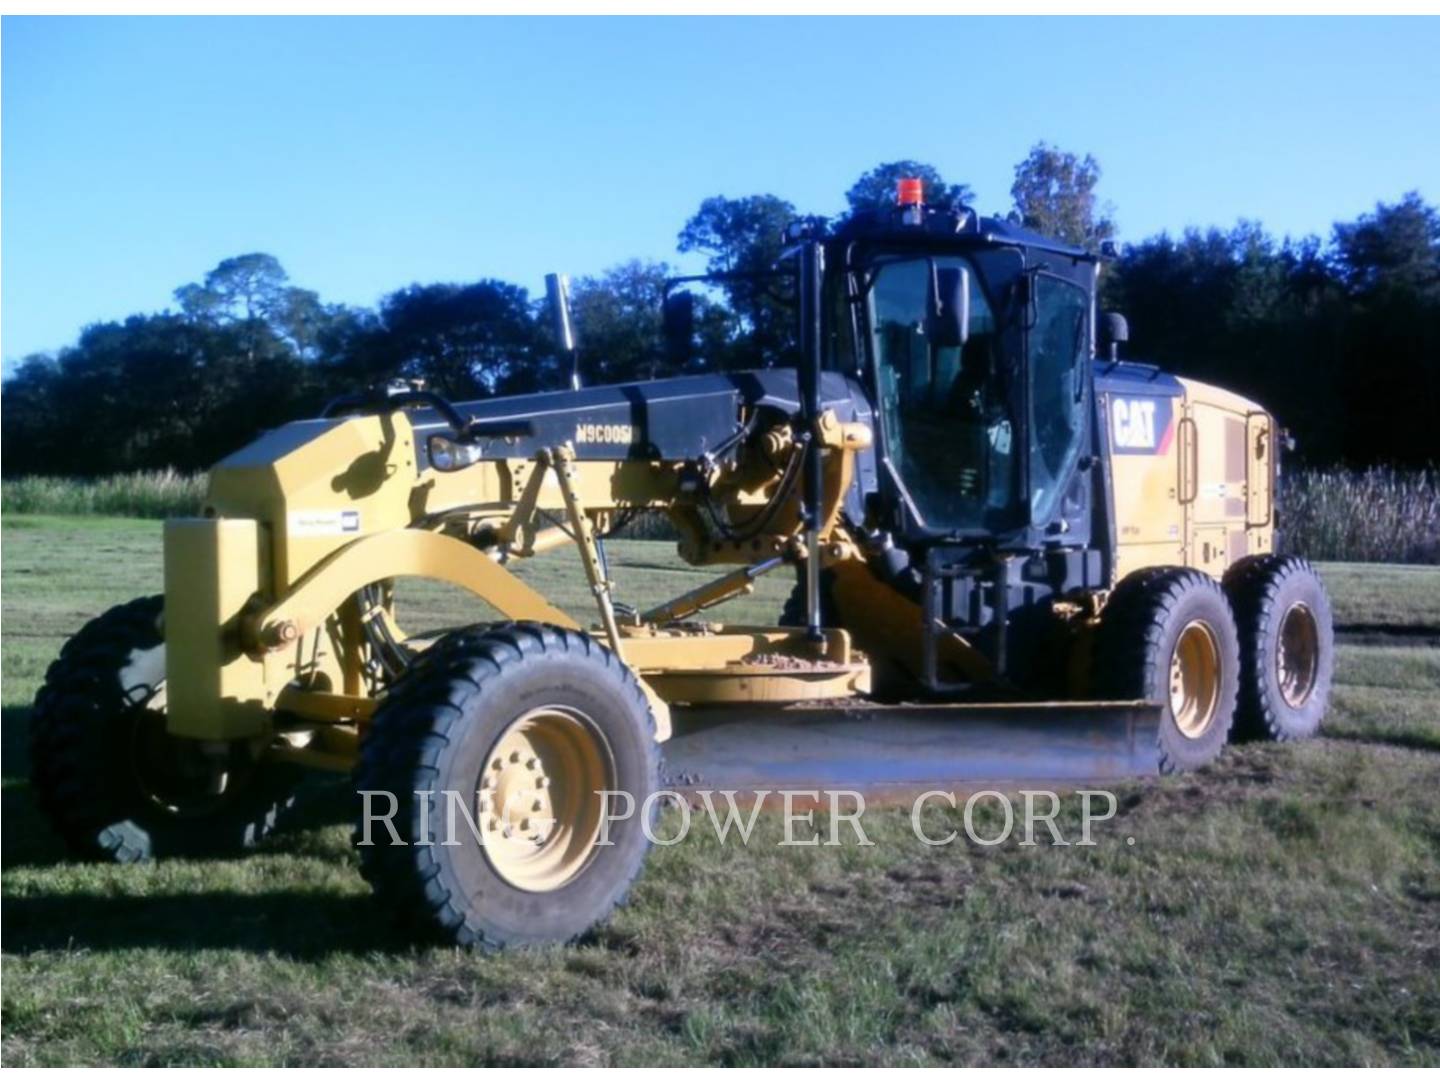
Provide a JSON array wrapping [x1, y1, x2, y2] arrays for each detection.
[[1182, 392, 1255, 576]]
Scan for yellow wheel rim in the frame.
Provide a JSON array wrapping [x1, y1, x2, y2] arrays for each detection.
[[477, 707, 614, 893], [1277, 602, 1320, 708], [1169, 620, 1221, 739]]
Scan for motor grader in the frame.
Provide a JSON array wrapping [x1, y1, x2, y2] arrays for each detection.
[[30, 181, 1335, 948]]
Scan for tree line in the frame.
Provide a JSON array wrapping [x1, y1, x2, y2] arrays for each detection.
[[3, 144, 1437, 475]]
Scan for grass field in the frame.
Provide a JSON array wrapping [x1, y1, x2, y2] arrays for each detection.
[[3, 516, 1439, 1066], [6, 465, 1439, 561]]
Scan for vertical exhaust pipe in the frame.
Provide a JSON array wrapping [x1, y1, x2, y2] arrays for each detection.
[[545, 272, 581, 390]]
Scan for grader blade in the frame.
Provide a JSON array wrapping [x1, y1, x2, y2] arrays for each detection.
[[661, 701, 1163, 800]]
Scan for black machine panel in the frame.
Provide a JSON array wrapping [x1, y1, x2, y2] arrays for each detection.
[[410, 370, 875, 473]]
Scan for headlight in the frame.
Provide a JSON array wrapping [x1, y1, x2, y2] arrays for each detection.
[[427, 433, 485, 472]]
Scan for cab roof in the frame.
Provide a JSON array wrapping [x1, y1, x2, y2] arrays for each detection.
[[831, 205, 1094, 261]]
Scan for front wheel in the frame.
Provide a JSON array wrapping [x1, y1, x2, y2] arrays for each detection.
[[354, 622, 660, 949], [29, 595, 297, 862], [1094, 568, 1241, 773]]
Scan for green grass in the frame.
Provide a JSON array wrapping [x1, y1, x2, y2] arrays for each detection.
[[3, 517, 1439, 1065], [1320, 562, 1440, 627], [8, 463, 1437, 562]]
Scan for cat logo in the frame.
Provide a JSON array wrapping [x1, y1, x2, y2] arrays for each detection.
[[1113, 398, 1157, 449], [575, 422, 634, 445], [1110, 395, 1175, 455]]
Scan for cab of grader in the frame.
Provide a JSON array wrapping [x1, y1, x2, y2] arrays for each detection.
[[31, 180, 1335, 948]]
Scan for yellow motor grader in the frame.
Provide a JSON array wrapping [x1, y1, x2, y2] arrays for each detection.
[[30, 183, 1334, 947]]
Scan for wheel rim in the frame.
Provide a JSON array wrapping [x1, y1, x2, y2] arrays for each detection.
[[1277, 602, 1321, 708], [1169, 620, 1222, 739], [477, 706, 615, 893]]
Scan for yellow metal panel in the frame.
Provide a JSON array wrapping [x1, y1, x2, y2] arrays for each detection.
[[619, 627, 869, 706], [1106, 393, 1185, 579], [163, 519, 271, 739], [620, 627, 854, 671], [643, 665, 870, 704], [1111, 441, 1186, 576], [207, 413, 418, 594], [1187, 399, 1239, 529], [1176, 378, 1277, 577]]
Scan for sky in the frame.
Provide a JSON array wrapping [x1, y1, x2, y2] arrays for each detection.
[[3, 15, 1438, 365]]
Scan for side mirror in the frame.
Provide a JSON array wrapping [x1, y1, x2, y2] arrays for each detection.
[[926, 265, 970, 349], [1100, 311, 1129, 361], [663, 290, 695, 370]]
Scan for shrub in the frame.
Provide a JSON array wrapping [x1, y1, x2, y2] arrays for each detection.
[[1278, 467, 1439, 564], [1, 470, 206, 519]]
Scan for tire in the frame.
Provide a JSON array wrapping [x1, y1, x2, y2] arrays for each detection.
[[29, 595, 297, 862], [354, 622, 660, 949], [1223, 555, 1334, 741], [1094, 568, 1241, 773]]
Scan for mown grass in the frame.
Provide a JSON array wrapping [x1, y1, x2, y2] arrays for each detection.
[[5, 464, 1438, 562], [1320, 562, 1440, 627], [3, 517, 1439, 1065]]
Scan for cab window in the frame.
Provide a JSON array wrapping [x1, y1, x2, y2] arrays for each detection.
[[867, 256, 1018, 532], [1027, 274, 1089, 522]]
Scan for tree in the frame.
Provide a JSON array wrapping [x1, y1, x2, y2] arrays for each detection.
[[678, 194, 796, 275], [0, 314, 312, 474], [0, 355, 66, 474], [1009, 142, 1115, 250], [678, 194, 822, 368], [1331, 191, 1440, 298], [567, 260, 673, 383], [844, 160, 974, 216], [175, 253, 326, 357], [371, 280, 545, 398], [1328, 193, 1440, 463], [175, 253, 290, 323]]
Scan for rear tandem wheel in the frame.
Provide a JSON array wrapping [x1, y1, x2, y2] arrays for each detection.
[[1094, 568, 1242, 773], [1223, 554, 1335, 741]]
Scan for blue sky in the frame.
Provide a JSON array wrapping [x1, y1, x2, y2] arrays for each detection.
[[3, 15, 1437, 365]]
